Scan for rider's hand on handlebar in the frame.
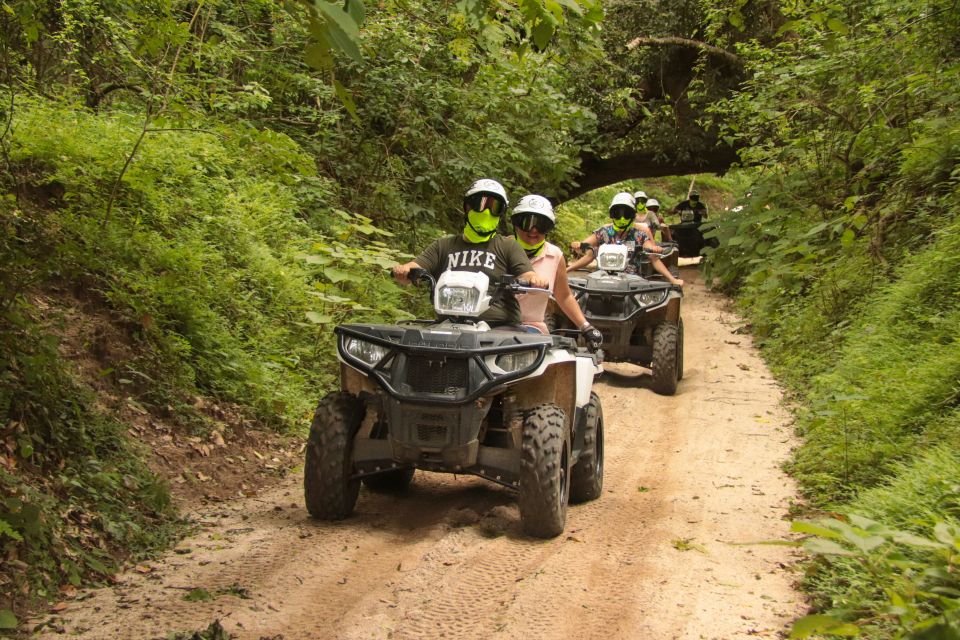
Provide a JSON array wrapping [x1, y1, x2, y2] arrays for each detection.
[[392, 263, 418, 285], [581, 323, 603, 350], [528, 274, 549, 289]]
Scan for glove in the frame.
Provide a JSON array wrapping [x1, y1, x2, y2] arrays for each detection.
[[581, 324, 603, 349]]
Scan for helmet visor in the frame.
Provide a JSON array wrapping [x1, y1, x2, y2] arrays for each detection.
[[513, 213, 555, 234], [464, 193, 506, 216], [609, 204, 634, 219]]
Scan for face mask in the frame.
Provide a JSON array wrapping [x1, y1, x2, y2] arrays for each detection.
[[612, 216, 632, 231], [463, 209, 500, 243], [515, 234, 545, 257]]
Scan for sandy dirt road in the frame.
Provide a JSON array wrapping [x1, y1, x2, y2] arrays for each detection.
[[35, 265, 805, 640]]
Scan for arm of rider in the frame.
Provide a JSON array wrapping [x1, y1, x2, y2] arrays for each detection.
[[553, 258, 602, 346], [648, 254, 683, 287], [392, 260, 423, 285], [566, 236, 599, 272], [640, 235, 663, 255]]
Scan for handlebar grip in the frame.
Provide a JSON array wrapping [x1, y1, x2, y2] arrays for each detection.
[[408, 267, 429, 284]]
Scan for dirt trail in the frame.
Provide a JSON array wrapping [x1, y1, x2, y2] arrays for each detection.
[[35, 265, 805, 640]]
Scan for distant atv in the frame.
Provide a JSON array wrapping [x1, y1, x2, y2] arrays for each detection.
[[304, 269, 604, 538], [669, 208, 718, 258], [555, 244, 683, 395]]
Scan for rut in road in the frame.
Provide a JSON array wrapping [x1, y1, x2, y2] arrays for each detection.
[[34, 265, 805, 640]]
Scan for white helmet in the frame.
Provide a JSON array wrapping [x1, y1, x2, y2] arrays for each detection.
[[633, 190, 648, 203], [464, 178, 509, 207], [609, 192, 636, 213], [646, 198, 660, 209], [512, 194, 555, 221]]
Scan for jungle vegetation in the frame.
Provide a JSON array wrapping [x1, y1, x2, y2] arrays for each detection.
[[0, 0, 958, 637]]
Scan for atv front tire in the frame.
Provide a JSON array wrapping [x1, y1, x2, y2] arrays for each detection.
[[650, 322, 679, 395], [677, 318, 685, 381], [570, 392, 604, 503], [362, 468, 415, 493], [519, 403, 570, 538], [304, 392, 362, 519]]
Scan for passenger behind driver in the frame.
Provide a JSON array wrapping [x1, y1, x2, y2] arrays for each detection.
[[567, 192, 684, 287], [641, 198, 672, 242], [509, 194, 602, 347], [392, 179, 548, 327]]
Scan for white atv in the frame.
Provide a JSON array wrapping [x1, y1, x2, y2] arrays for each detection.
[[304, 269, 604, 538]]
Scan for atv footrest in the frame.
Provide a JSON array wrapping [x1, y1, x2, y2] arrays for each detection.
[[475, 446, 520, 487]]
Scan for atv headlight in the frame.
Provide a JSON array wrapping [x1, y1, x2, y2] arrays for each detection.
[[495, 350, 538, 373], [598, 252, 627, 271], [437, 285, 481, 314], [634, 290, 668, 308], [344, 337, 389, 365], [433, 271, 492, 317]]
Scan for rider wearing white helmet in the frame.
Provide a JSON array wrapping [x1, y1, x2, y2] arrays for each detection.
[[642, 197, 673, 242], [566, 192, 683, 286], [510, 195, 602, 345], [392, 179, 548, 325]]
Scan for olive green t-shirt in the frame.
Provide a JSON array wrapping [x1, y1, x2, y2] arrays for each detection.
[[415, 235, 533, 324]]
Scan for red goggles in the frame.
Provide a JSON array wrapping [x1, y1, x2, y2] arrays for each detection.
[[464, 193, 506, 216]]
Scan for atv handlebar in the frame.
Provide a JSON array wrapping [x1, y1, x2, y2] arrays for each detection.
[[407, 267, 435, 290], [496, 275, 549, 295], [645, 245, 679, 259]]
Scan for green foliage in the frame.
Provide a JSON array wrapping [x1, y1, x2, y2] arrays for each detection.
[[0, 97, 418, 614], [791, 500, 960, 638], [0, 0, 609, 619], [702, 0, 960, 635]]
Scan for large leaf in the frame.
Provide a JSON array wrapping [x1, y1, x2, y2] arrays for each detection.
[[804, 538, 856, 557], [790, 614, 860, 638], [0, 609, 17, 630], [334, 79, 360, 124], [311, 1, 362, 61], [305, 311, 334, 325], [792, 520, 845, 540]]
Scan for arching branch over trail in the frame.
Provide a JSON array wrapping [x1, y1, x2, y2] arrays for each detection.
[[561, 145, 741, 200], [626, 37, 743, 67]]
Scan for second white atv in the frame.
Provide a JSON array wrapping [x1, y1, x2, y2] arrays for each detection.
[[304, 269, 604, 538]]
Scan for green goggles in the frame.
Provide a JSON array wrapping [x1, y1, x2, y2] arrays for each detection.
[[463, 193, 506, 216]]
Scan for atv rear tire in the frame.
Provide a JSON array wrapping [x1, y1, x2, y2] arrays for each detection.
[[650, 322, 679, 395], [519, 403, 570, 538], [362, 468, 415, 493], [304, 392, 362, 519], [570, 392, 604, 503], [677, 318, 685, 381]]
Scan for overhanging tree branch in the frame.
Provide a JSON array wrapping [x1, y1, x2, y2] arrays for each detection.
[[560, 145, 742, 201], [626, 37, 743, 67]]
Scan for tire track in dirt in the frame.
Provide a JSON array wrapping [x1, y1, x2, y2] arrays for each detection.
[[33, 264, 805, 640]]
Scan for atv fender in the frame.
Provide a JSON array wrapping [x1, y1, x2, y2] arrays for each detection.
[[511, 361, 576, 436], [341, 362, 378, 396], [665, 294, 682, 323]]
